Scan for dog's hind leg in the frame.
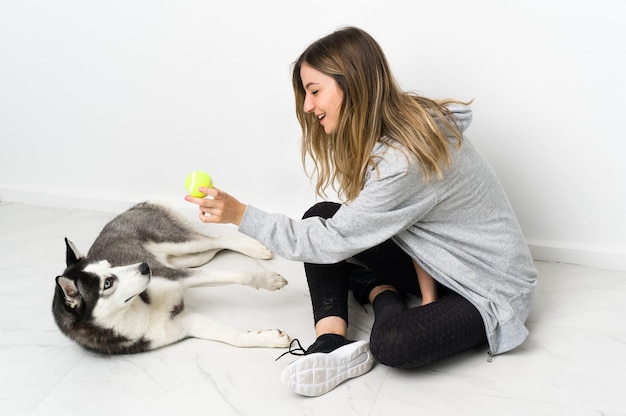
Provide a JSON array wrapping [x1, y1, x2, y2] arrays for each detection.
[[182, 268, 288, 291], [144, 235, 272, 270], [182, 313, 291, 348], [198, 234, 273, 260]]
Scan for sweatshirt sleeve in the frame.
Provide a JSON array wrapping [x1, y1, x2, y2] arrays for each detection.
[[237, 144, 437, 263]]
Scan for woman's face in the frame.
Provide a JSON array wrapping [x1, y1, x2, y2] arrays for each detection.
[[300, 63, 344, 134]]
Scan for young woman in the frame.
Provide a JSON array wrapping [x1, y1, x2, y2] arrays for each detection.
[[185, 26, 537, 397]]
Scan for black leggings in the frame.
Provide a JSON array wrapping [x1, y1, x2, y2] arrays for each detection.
[[302, 202, 487, 369]]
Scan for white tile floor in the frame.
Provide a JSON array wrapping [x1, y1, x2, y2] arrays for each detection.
[[1, 201, 625, 416]]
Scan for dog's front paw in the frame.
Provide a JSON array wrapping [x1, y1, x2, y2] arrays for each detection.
[[248, 329, 291, 348], [258, 272, 288, 291]]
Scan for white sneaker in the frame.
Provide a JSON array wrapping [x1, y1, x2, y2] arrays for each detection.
[[280, 340, 374, 396]]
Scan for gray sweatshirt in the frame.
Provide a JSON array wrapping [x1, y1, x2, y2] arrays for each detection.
[[239, 104, 537, 355]]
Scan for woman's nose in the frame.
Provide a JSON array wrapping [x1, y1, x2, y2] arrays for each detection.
[[303, 96, 314, 113]]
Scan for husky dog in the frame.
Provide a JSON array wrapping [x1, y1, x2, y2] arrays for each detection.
[[52, 202, 290, 354]]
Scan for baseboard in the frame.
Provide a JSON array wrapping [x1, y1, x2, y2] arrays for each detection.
[[528, 239, 626, 272], [2, 187, 625, 272], [0, 187, 185, 214]]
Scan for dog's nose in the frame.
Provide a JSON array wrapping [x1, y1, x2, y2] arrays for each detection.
[[139, 262, 151, 275]]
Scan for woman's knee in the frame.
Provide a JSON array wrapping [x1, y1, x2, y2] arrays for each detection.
[[370, 324, 431, 369], [302, 201, 341, 220], [370, 324, 413, 367]]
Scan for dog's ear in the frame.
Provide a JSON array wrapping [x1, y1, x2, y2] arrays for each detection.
[[64, 238, 83, 266], [56, 276, 82, 309]]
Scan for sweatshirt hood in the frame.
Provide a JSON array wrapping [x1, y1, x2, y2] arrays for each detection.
[[446, 103, 473, 133]]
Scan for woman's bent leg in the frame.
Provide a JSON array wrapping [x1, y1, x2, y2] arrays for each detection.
[[370, 291, 487, 368], [281, 202, 374, 396], [301, 202, 352, 326]]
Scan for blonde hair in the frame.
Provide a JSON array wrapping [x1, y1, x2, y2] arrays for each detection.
[[292, 27, 470, 202]]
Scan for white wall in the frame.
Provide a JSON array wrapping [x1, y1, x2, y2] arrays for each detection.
[[1, 0, 624, 270]]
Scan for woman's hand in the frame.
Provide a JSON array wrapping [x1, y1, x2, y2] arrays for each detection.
[[184, 187, 247, 225]]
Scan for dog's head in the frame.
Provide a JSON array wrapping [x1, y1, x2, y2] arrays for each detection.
[[52, 238, 152, 353]]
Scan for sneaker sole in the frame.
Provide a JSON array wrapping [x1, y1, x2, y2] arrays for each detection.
[[280, 340, 374, 397]]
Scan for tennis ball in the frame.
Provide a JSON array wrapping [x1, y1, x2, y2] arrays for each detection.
[[185, 170, 213, 197]]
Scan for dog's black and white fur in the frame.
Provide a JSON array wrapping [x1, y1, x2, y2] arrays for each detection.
[[52, 202, 290, 354]]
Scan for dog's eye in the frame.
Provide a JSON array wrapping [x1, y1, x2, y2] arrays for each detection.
[[103, 278, 113, 290]]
